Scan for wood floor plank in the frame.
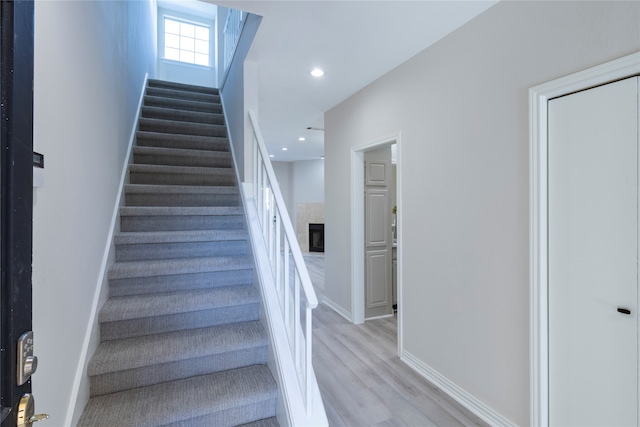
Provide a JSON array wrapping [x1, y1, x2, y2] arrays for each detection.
[[304, 254, 488, 427]]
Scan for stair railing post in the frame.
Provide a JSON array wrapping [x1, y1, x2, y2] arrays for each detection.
[[275, 209, 282, 303], [294, 271, 301, 371], [270, 187, 276, 271], [267, 183, 274, 269], [256, 156, 263, 223], [261, 166, 268, 236], [306, 305, 313, 415], [284, 239, 290, 324], [252, 132, 258, 201]]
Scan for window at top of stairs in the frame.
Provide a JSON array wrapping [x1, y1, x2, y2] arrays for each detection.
[[163, 17, 210, 67]]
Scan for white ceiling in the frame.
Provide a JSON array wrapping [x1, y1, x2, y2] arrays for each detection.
[[206, 0, 497, 162]]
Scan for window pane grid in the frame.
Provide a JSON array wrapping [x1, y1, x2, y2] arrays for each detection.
[[164, 17, 210, 66]]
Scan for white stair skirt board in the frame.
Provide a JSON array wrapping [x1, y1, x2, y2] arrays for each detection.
[[401, 350, 517, 427]]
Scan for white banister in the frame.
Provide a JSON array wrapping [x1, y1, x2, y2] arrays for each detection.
[[247, 109, 319, 417]]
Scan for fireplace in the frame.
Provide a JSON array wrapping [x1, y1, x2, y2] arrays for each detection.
[[308, 223, 325, 252]]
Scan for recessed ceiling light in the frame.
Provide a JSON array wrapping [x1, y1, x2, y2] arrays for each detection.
[[269, 154, 274, 158], [298, 137, 306, 142], [282, 147, 288, 151], [320, 156, 325, 160], [310, 68, 324, 77]]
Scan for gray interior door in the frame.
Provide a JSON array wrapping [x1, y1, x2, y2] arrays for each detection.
[[364, 147, 392, 319], [548, 76, 639, 426]]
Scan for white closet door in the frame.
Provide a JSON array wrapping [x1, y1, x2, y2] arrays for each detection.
[[548, 77, 638, 426]]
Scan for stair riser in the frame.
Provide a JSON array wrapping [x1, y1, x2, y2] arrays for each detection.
[[144, 96, 222, 114], [141, 106, 225, 126], [121, 214, 244, 232], [100, 303, 260, 340], [139, 119, 227, 138], [78, 365, 277, 427], [90, 346, 267, 396], [165, 400, 277, 427], [136, 132, 230, 152], [109, 268, 254, 297], [125, 193, 240, 207], [129, 171, 236, 187], [115, 240, 248, 262], [147, 79, 219, 95], [133, 152, 233, 169], [146, 86, 220, 103]]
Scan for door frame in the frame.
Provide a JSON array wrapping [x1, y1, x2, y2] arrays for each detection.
[[351, 132, 402, 353], [529, 51, 640, 427]]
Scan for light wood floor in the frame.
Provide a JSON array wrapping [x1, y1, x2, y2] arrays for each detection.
[[304, 253, 488, 427]]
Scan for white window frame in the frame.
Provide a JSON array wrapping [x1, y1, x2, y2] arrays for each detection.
[[161, 15, 212, 69]]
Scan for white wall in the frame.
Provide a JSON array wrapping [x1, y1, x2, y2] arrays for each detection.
[[32, 1, 156, 424], [324, 1, 640, 425], [292, 159, 324, 205], [271, 159, 324, 230], [271, 161, 293, 214], [157, 6, 217, 88]]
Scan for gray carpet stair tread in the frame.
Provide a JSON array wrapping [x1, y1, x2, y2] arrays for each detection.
[[99, 285, 259, 322], [148, 78, 219, 95], [133, 145, 232, 161], [139, 116, 227, 134], [142, 105, 225, 125], [125, 183, 239, 194], [77, 365, 277, 427], [120, 206, 243, 216], [114, 229, 247, 245], [136, 131, 230, 150], [239, 417, 280, 427], [144, 94, 222, 113], [108, 255, 253, 279], [88, 321, 266, 376], [129, 163, 234, 177], [108, 268, 254, 297], [145, 86, 221, 103]]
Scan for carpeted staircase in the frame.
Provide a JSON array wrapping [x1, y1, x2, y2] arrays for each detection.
[[78, 79, 279, 427]]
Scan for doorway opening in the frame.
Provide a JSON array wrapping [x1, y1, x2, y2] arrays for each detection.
[[351, 133, 402, 355]]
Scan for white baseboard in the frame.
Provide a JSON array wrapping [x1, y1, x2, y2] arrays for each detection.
[[401, 350, 516, 427], [65, 73, 149, 426], [321, 297, 353, 322], [365, 313, 394, 321]]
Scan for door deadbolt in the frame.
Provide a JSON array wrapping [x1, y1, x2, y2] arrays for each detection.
[[17, 331, 38, 386], [16, 394, 49, 427]]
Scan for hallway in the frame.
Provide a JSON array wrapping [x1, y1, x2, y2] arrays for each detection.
[[304, 255, 487, 427]]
